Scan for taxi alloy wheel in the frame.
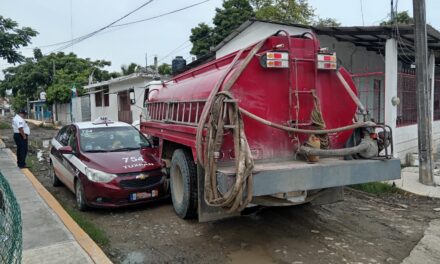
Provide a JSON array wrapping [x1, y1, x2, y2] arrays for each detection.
[[75, 180, 88, 211]]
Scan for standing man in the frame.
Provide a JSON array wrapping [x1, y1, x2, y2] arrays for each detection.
[[12, 109, 30, 168]]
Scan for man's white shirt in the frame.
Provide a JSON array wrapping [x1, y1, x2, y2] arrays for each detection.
[[12, 115, 30, 135]]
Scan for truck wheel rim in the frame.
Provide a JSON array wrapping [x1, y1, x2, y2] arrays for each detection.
[[171, 165, 184, 204]]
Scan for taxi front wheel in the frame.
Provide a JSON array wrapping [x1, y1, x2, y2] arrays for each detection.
[[75, 179, 88, 211], [50, 161, 62, 187]]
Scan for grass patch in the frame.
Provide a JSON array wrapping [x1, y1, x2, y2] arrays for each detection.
[[25, 156, 34, 169], [350, 182, 401, 194], [64, 206, 110, 246], [0, 121, 11, 129]]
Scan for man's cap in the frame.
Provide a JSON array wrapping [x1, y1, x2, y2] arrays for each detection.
[[18, 108, 27, 114]]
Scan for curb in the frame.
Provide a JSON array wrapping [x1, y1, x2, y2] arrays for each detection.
[[5, 147, 112, 264]]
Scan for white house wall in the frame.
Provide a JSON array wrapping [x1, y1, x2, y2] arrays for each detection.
[[89, 93, 111, 121], [54, 102, 71, 125], [317, 35, 385, 74], [395, 121, 440, 163], [215, 21, 311, 59]]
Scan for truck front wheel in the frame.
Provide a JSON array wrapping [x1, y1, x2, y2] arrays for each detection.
[[170, 149, 197, 219]]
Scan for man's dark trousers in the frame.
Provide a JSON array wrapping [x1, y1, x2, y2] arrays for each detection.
[[13, 133, 28, 168]]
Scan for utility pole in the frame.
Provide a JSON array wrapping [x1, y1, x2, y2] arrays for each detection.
[[413, 0, 434, 185]]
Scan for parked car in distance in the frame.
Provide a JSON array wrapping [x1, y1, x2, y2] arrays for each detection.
[[49, 117, 168, 210]]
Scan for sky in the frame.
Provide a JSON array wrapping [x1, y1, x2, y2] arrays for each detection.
[[0, 0, 439, 75]]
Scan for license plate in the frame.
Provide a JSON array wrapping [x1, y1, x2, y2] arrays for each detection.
[[129, 190, 159, 201]]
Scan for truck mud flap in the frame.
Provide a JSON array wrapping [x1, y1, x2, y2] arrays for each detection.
[[197, 164, 239, 222]]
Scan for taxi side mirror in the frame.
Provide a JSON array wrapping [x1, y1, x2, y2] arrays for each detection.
[[59, 146, 74, 154]]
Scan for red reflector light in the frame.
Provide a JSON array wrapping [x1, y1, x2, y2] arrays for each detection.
[[317, 53, 337, 70], [260, 51, 289, 69]]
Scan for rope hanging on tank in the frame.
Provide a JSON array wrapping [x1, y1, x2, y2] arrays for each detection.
[[310, 90, 329, 149], [196, 39, 265, 213]]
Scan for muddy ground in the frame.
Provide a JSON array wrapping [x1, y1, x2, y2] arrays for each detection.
[[2, 119, 440, 264]]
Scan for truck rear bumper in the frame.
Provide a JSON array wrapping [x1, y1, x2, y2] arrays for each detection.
[[217, 158, 401, 196]]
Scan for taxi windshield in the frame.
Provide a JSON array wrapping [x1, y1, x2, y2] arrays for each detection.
[[79, 126, 150, 152]]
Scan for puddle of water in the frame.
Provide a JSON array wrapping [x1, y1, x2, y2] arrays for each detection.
[[228, 246, 275, 264]]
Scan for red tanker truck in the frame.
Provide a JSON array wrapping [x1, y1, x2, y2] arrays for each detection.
[[140, 31, 401, 221]]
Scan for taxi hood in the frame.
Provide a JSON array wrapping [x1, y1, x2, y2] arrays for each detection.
[[80, 149, 162, 174]]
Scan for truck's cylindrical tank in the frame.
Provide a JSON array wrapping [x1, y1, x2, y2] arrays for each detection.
[[146, 36, 358, 162]]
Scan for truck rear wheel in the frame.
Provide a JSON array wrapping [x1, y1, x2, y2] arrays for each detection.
[[170, 149, 197, 219]]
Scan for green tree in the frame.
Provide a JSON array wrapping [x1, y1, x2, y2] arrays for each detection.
[[190, 23, 214, 58], [0, 15, 38, 64], [10, 91, 27, 111], [251, 0, 315, 25], [121, 62, 140, 75], [212, 0, 254, 44], [158, 63, 172, 75], [0, 51, 119, 104], [189, 0, 254, 57], [380, 11, 413, 25], [314, 17, 341, 27]]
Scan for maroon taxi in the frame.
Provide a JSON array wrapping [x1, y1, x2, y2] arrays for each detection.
[[49, 118, 168, 210]]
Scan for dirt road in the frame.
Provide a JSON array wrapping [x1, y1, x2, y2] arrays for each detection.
[[2, 122, 440, 264]]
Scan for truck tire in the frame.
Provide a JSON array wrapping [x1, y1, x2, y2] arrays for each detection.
[[170, 149, 197, 219]]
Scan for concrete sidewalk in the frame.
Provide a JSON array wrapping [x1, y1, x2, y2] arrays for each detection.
[[0, 145, 111, 263], [391, 167, 440, 264], [392, 167, 440, 198]]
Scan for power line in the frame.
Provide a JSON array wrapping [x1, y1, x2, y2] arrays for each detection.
[[33, 0, 211, 54], [157, 40, 191, 64], [110, 0, 211, 28], [49, 0, 154, 53]]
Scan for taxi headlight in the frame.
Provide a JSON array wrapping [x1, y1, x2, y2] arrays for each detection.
[[85, 167, 117, 183]]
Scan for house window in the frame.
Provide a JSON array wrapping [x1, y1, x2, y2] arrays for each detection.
[[95, 90, 102, 107], [104, 87, 109, 107]]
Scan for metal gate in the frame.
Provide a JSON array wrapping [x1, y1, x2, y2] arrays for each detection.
[[351, 72, 385, 123], [80, 95, 91, 121]]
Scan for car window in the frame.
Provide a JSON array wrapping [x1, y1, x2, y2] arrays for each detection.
[[56, 126, 70, 146], [67, 126, 78, 151], [79, 126, 151, 152]]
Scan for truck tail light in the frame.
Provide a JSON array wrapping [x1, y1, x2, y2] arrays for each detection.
[[260, 51, 289, 69], [317, 53, 337, 70]]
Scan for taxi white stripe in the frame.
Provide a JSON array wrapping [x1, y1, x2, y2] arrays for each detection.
[[51, 138, 87, 175]]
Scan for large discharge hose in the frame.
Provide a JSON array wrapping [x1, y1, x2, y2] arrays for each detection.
[[196, 34, 377, 213]]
